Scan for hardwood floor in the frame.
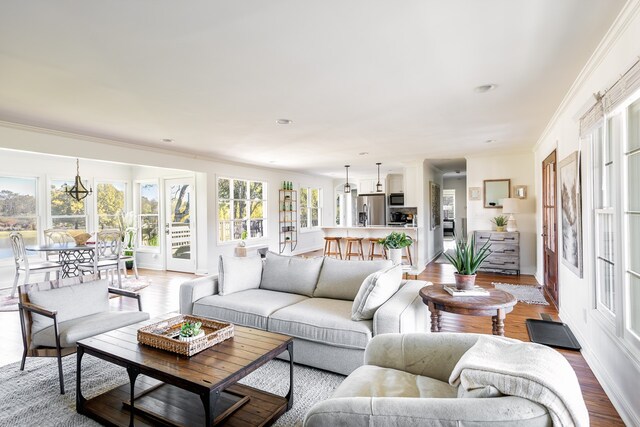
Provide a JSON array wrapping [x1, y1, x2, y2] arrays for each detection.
[[0, 264, 624, 426]]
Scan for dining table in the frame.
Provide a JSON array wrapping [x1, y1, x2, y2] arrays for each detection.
[[26, 242, 95, 278]]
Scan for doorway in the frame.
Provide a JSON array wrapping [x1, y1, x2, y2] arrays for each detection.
[[542, 150, 558, 306], [165, 177, 196, 273]]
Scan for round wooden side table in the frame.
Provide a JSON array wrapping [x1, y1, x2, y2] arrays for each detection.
[[419, 285, 517, 336]]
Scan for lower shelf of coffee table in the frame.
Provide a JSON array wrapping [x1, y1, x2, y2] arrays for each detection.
[[82, 375, 288, 427]]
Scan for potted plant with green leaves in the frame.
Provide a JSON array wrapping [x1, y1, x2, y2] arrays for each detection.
[[178, 320, 203, 342], [491, 215, 508, 232], [378, 232, 413, 265], [443, 235, 492, 290]]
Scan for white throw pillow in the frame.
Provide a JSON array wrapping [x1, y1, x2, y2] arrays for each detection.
[[218, 255, 263, 296], [351, 264, 403, 321]]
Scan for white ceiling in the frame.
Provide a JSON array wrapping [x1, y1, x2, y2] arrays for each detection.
[[0, 1, 625, 177]]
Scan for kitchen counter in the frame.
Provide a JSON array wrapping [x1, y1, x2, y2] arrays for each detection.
[[321, 225, 418, 230]]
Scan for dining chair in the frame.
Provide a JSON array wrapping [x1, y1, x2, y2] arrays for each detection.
[[119, 227, 139, 279], [43, 229, 75, 261], [9, 232, 63, 298], [78, 229, 122, 286]]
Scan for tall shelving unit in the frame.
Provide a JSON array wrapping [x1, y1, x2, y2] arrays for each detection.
[[279, 189, 297, 253]]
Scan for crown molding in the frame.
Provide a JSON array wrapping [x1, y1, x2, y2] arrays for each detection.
[[532, 0, 640, 152]]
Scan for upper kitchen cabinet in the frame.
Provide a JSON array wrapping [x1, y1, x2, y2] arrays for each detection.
[[403, 167, 418, 207], [387, 174, 404, 193], [358, 177, 385, 194]]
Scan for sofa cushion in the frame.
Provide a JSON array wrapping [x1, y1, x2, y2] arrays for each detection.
[[193, 289, 308, 330], [269, 298, 373, 349], [27, 279, 110, 334], [332, 365, 458, 399], [314, 258, 393, 301], [31, 310, 150, 348], [218, 255, 263, 296], [260, 252, 324, 297], [352, 264, 403, 321]]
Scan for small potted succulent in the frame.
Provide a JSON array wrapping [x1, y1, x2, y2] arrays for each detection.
[[443, 235, 492, 290], [378, 232, 413, 265], [238, 230, 248, 247], [178, 321, 203, 342], [491, 215, 508, 232]]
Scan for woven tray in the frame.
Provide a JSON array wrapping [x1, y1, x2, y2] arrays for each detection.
[[137, 315, 234, 356]]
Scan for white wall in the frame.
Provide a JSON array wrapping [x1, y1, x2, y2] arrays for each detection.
[[466, 151, 536, 274], [421, 160, 443, 264], [443, 175, 467, 237], [0, 123, 334, 281], [532, 2, 640, 424]]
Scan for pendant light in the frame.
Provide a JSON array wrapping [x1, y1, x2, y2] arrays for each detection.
[[64, 158, 93, 201], [343, 165, 351, 193], [375, 162, 383, 192]]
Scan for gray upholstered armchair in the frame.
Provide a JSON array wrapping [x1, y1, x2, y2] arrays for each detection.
[[304, 333, 556, 427]]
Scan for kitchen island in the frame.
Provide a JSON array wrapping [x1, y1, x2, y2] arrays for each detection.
[[321, 226, 421, 267]]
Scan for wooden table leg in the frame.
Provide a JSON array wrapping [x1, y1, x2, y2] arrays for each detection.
[[494, 308, 506, 336], [492, 316, 497, 335], [427, 302, 441, 332]]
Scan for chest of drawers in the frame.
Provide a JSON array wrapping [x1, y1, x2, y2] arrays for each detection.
[[473, 231, 520, 275]]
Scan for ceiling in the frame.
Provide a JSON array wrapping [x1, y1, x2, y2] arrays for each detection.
[[0, 1, 625, 177]]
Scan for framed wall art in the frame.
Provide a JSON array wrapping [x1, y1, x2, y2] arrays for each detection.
[[559, 151, 583, 278], [430, 181, 441, 230]]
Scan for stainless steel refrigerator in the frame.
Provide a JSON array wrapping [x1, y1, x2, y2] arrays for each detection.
[[356, 193, 386, 226]]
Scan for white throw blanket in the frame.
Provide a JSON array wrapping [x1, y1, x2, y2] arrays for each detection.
[[449, 336, 589, 427]]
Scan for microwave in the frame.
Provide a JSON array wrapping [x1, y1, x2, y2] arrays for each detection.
[[388, 193, 404, 206]]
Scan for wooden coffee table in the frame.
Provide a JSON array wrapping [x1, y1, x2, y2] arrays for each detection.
[[76, 313, 293, 427], [419, 285, 517, 336]]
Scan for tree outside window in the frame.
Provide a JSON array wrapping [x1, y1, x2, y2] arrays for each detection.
[[443, 189, 455, 220], [300, 187, 321, 229], [97, 182, 126, 229], [50, 179, 87, 229], [0, 177, 37, 259], [139, 183, 159, 247], [218, 178, 267, 242]]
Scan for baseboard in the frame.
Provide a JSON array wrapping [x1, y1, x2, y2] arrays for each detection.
[[195, 269, 209, 276], [135, 263, 164, 271], [559, 308, 640, 426]]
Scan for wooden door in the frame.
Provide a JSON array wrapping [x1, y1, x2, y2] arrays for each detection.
[[542, 150, 558, 306]]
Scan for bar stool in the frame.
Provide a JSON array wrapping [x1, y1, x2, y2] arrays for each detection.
[[367, 238, 387, 260], [324, 237, 343, 259], [345, 237, 365, 260]]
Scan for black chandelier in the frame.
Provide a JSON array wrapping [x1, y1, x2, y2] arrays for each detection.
[[343, 165, 351, 193], [64, 158, 93, 201], [376, 162, 383, 192]]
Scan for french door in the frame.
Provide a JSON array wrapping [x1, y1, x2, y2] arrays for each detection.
[[542, 150, 558, 306], [165, 178, 196, 273]]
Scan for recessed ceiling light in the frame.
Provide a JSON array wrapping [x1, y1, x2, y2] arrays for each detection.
[[485, 139, 496, 144], [359, 152, 369, 156], [162, 138, 174, 143], [475, 84, 497, 93], [276, 119, 292, 125], [268, 160, 276, 164]]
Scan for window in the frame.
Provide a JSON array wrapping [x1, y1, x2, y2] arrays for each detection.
[[96, 181, 126, 229], [300, 187, 322, 229], [50, 179, 87, 229], [218, 178, 266, 242], [443, 189, 455, 220], [138, 183, 160, 248], [592, 120, 616, 320], [625, 98, 640, 342], [0, 176, 38, 259]]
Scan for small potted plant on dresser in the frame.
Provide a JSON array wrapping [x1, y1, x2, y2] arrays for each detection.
[[378, 232, 413, 265], [491, 215, 508, 232], [443, 235, 492, 290]]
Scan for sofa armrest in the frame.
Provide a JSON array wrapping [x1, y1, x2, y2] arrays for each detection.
[[373, 280, 430, 335], [303, 396, 549, 427], [179, 275, 218, 315], [363, 332, 483, 382]]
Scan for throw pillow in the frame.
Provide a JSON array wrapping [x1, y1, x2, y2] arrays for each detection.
[[351, 264, 403, 320], [260, 252, 324, 297], [314, 257, 393, 301], [218, 255, 263, 296], [457, 385, 503, 398]]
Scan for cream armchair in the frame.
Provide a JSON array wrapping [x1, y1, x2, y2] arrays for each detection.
[[303, 333, 554, 427]]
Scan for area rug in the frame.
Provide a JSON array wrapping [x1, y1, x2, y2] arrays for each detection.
[[492, 282, 549, 305], [434, 249, 455, 264], [0, 290, 18, 312], [0, 354, 344, 426]]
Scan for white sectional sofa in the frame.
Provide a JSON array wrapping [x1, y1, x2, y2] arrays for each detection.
[[179, 253, 430, 375]]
